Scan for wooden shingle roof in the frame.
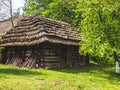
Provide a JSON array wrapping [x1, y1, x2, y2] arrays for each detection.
[[0, 15, 81, 47]]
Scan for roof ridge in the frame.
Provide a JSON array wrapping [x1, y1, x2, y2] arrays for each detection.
[[0, 15, 81, 46], [28, 15, 70, 26]]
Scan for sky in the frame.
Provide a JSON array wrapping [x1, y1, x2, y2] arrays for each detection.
[[0, 0, 25, 20], [12, 0, 25, 14]]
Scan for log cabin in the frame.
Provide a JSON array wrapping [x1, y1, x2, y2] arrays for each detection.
[[0, 15, 89, 68]]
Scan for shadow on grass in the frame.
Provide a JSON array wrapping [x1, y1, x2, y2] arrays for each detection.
[[0, 68, 44, 76], [50, 63, 120, 82], [50, 63, 112, 74], [107, 71, 120, 82]]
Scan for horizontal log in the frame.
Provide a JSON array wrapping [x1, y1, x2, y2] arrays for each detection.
[[44, 61, 59, 63], [67, 57, 77, 59], [44, 50, 58, 54], [67, 59, 77, 61], [67, 58, 78, 61], [26, 51, 32, 53], [44, 56, 59, 58], [44, 54, 59, 57], [67, 56, 77, 58], [25, 53, 32, 55], [67, 55, 77, 57], [44, 59, 59, 62], [44, 47, 55, 49], [44, 58, 59, 60], [67, 58, 77, 60], [44, 52, 58, 55], [25, 54, 32, 56], [67, 53, 77, 55]]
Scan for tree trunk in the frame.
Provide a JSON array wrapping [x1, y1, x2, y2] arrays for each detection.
[[86, 53, 89, 65], [10, 0, 14, 27], [113, 51, 118, 62]]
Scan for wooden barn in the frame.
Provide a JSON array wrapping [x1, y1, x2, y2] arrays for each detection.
[[0, 15, 89, 68]]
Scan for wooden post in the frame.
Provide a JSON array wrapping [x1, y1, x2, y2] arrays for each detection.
[[116, 61, 119, 74], [1, 49, 7, 64], [86, 53, 89, 65], [114, 51, 118, 62], [10, 0, 14, 27]]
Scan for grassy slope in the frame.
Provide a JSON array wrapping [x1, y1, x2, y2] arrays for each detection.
[[0, 63, 120, 90]]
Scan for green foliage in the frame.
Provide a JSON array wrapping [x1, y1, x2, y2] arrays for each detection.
[[24, 0, 81, 26], [79, 0, 120, 63], [42, 0, 81, 26], [24, 0, 120, 63], [0, 63, 120, 90], [24, 0, 54, 15], [0, 47, 4, 51]]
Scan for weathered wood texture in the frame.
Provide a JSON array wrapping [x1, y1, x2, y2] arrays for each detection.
[[44, 45, 60, 68], [1, 43, 88, 68], [66, 47, 78, 67], [0, 15, 81, 47], [2, 47, 37, 68], [0, 15, 87, 68]]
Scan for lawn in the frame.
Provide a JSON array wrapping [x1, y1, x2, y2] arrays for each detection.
[[0, 63, 120, 90]]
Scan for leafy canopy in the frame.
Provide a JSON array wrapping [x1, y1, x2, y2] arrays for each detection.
[[24, 0, 120, 62], [79, 0, 120, 61]]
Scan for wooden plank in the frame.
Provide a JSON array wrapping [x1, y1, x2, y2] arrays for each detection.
[[44, 59, 59, 62], [67, 55, 77, 58], [44, 56, 59, 58], [44, 52, 59, 56], [44, 61, 59, 63]]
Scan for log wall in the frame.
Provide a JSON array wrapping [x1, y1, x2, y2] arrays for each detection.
[[1, 49, 7, 63], [44, 45, 60, 68], [36, 47, 44, 67], [1, 43, 88, 68], [66, 47, 78, 67]]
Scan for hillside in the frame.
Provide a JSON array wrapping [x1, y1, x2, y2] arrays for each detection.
[[0, 63, 120, 90]]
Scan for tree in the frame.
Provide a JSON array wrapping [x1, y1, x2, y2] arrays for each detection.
[[0, 0, 14, 26], [24, 0, 81, 26], [24, 0, 120, 64], [0, 0, 26, 27], [0, 0, 10, 20], [9, 0, 14, 27], [42, 0, 81, 26], [24, 0, 54, 15], [79, 0, 120, 63]]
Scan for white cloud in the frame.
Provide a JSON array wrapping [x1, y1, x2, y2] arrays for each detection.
[[12, 0, 25, 9], [12, 0, 25, 14]]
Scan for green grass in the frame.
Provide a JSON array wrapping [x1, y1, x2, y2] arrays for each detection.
[[0, 63, 120, 90]]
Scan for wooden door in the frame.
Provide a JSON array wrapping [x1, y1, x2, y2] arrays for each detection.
[[59, 47, 67, 65]]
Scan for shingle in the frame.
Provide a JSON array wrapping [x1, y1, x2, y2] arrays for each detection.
[[0, 15, 81, 46]]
